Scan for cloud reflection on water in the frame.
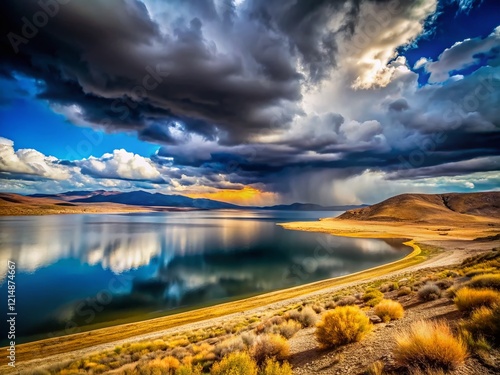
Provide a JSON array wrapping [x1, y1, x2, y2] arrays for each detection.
[[0, 211, 409, 340]]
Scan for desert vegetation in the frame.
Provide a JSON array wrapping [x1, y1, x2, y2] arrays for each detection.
[[373, 299, 404, 322], [453, 287, 500, 313], [393, 320, 467, 372], [315, 305, 373, 348]]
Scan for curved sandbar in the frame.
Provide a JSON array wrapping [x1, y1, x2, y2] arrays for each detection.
[[280, 217, 500, 242]]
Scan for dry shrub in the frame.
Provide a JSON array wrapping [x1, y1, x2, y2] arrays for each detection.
[[298, 306, 318, 327], [315, 306, 373, 348], [465, 268, 498, 277], [310, 304, 323, 314], [335, 295, 357, 306], [365, 361, 384, 375], [251, 334, 289, 365], [136, 356, 180, 375], [397, 286, 412, 296], [241, 331, 257, 347], [324, 300, 337, 309], [363, 289, 384, 307], [459, 328, 491, 354], [393, 320, 467, 372], [373, 299, 404, 323], [175, 364, 203, 375], [274, 320, 302, 339], [362, 289, 383, 302], [468, 274, 500, 290], [417, 283, 441, 301], [454, 287, 500, 313], [434, 278, 454, 290], [268, 316, 285, 326], [284, 309, 301, 321], [214, 336, 245, 359], [211, 352, 257, 375], [444, 285, 459, 299], [28, 370, 51, 375], [407, 368, 446, 375], [171, 346, 189, 359], [379, 282, 399, 293], [461, 303, 500, 345], [260, 358, 293, 375]]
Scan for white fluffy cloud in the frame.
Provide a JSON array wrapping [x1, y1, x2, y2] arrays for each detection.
[[0, 137, 70, 180], [424, 26, 500, 83], [78, 149, 165, 183], [0, 138, 175, 194], [339, 0, 437, 89]]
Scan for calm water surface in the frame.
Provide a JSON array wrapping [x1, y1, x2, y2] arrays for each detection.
[[0, 210, 410, 343]]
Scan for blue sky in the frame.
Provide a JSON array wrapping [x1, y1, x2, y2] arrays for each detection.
[[403, 0, 500, 84], [0, 0, 498, 205]]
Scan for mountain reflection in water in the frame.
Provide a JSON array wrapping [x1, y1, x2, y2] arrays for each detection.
[[0, 211, 410, 343]]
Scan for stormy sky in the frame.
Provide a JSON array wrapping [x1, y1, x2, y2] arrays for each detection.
[[0, 0, 499, 205]]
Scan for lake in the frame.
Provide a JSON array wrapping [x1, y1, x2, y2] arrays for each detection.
[[0, 210, 410, 344]]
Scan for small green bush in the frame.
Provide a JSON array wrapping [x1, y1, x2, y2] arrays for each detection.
[[315, 306, 373, 348]]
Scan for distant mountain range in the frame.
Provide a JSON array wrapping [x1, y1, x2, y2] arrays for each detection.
[[29, 190, 366, 211]]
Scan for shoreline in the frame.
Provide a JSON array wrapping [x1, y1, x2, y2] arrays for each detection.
[[6, 237, 425, 367], [280, 216, 500, 242]]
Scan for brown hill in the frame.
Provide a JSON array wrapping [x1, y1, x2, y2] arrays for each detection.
[[337, 192, 500, 223], [0, 193, 149, 216]]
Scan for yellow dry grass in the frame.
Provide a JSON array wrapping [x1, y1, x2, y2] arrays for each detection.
[[454, 287, 500, 313], [373, 299, 404, 322], [315, 306, 373, 348], [394, 320, 467, 371]]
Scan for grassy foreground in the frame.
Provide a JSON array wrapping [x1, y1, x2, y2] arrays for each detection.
[[8, 241, 426, 364]]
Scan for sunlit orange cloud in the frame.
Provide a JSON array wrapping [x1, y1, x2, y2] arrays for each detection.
[[185, 186, 279, 206]]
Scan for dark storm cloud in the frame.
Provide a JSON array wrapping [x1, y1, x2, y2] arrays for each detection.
[[0, 0, 303, 143], [0, 0, 402, 144], [388, 98, 409, 112]]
